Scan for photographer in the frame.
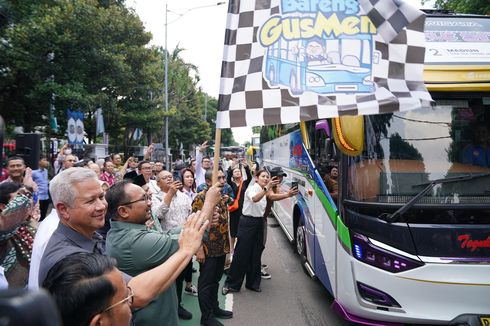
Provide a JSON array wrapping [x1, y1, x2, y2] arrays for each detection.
[[222, 168, 278, 295], [261, 167, 299, 279]]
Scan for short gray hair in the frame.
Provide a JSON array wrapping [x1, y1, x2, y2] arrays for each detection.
[[50, 167, 98, 207]]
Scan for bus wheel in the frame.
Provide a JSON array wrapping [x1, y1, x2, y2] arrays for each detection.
[[296, 221, 307, 263], [269, 65, 276, 85], [290, 72, 303, 95]]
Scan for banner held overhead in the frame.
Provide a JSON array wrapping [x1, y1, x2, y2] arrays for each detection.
[[216, 0, 433, 128]]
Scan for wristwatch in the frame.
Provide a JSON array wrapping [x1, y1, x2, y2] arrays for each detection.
[[263, 187, 268, 192]]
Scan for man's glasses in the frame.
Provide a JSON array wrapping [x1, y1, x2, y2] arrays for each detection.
[[120, 194, 151, 206], [104, 286, 134, 312], [217, 176, 225, 180]]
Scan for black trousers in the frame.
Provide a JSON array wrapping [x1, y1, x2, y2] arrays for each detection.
[[175, 260, 193, 304], [225, 215, 264, 290], [39, 199, 51, 221], [198, 255, 226, 322]]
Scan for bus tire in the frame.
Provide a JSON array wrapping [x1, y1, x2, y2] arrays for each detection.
[[296, 220, 307, 264], [290, 72, 303, 95], [268, 65, 276, 85]]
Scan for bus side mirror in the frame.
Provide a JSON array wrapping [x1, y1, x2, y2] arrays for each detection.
[[315, 119, 330, 138], [332, 116, 364, 156]]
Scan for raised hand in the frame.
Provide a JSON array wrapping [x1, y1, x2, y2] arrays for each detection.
[[179, 210, 209, 255]]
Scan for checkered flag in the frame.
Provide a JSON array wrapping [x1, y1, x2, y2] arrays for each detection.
[[216, 0, 432, 128]]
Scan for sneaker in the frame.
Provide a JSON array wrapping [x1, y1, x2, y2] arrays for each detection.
[[178, 305, 192, 320], [261, 264, 268, 270], [184, 284, 198, 296], [261, 270, 271, 279], [222, 285, 240, 295]]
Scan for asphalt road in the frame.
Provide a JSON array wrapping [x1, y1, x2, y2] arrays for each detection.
[[180, 215, 355, 326], [224, 216, 354, 326]]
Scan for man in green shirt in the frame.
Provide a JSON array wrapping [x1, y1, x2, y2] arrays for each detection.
[[105, 179, 221, 325]]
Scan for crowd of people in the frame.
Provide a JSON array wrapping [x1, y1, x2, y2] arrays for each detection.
[[0, 140, 299, 326]]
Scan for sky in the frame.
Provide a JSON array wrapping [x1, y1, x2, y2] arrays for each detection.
[[126, 0, 435, 145]]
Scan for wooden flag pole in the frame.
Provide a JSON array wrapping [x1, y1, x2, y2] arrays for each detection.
[[212, 128, 222, 184]]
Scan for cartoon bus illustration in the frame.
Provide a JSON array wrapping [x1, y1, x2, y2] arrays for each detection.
[[264, 33, 377, 95]]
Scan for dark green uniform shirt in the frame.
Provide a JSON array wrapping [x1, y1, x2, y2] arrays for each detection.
[[106, 220, 180, 326]]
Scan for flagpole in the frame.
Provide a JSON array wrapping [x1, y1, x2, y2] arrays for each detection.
[[211, 128, 222, 184], [164, 3, 169, 171]]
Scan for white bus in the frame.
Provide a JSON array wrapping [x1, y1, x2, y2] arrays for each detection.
[[261, 14, 490, 326]]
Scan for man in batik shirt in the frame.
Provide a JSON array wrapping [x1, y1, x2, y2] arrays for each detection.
[[192, 169, 233, 326]]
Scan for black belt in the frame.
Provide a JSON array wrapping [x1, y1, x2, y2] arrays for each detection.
[[242, 215, 263, 219]]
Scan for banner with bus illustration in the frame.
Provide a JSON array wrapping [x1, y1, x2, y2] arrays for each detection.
[[216, 0, 430, 129], [259, 0, 378, 95]]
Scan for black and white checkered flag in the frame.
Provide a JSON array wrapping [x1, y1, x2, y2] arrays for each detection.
[[216, 0, 432, 128]]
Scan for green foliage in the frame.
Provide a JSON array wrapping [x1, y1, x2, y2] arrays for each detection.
[[434, 0, 490, 14], [389, 133, 423, 160], [0, 0, 233, 155]]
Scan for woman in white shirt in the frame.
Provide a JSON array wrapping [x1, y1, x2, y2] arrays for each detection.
[[180, 168, 197, 201], [222, 168, 279, 294]]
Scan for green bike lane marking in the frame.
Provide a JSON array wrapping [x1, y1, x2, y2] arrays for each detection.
[[180, 260, 234, 325]]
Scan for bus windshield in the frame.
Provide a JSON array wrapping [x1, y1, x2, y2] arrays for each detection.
[[347, 96, 490, 207]]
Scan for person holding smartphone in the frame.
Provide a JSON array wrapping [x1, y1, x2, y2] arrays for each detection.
[[150, 170, 195, 320], [222, 168, 280, 295], [260, 167, 299, 279]]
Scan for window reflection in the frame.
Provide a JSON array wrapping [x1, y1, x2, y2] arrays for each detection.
[[348, 97, 490, 204]]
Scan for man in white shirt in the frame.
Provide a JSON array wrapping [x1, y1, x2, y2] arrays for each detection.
[[28, 209, 59, 290], [195, 141, 212, 188]]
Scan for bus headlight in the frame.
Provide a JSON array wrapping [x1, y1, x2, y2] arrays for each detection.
[[306, 72, 325, 87], [351, 231, 424, 273]]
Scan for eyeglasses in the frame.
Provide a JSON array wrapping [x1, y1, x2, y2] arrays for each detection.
[[120, 194, 151, 206], [160, 175, 172, 180], [104, 286, 134, 312], [217, 176, 225, 180]]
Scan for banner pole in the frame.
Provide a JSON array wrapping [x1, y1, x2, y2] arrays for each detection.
[[212, 128, 222, 184]]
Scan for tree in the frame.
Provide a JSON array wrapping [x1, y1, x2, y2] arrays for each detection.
[[0, 0, 163, 144], [0, 0, 231, 157], [434, 0, 490, 14]]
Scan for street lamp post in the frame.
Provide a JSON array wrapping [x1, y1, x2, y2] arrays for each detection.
[[163, 2, 225, 171], [164, 3, 169, 170]]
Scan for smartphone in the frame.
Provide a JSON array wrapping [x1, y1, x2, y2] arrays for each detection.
[[173, 170, 180, 181], [291, 181, 298, 189]]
